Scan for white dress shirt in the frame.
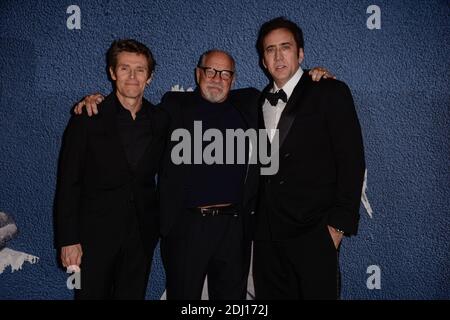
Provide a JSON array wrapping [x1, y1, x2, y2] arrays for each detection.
[[263, 67, 303, 142]]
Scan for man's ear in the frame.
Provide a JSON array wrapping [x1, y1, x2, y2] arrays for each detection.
[[262, 58, 267, 70], [146, 72, 154, 85], [195, 67, 201, 84], [109, 67, 117, 81], [298, 48, 305, 65]]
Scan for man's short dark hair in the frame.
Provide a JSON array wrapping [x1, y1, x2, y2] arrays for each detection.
[[256, 17, 304, 57], [107, 39, 156, 78]]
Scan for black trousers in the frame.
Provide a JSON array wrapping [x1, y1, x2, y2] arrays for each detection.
[[253, 221, 340, 300], [161, 209, 251, 300], [75, 213, 155, 300]]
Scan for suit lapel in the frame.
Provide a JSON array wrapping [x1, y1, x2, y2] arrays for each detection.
[[258, 86, 272, 155], [275, 72, 311, 149], [229, 91, 253, 130], [182, 92, 199, 129]]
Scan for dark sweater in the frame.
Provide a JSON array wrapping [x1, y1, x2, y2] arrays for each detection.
[[184, 94, 248, 207]]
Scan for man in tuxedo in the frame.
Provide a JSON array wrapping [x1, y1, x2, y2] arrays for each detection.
[[55, 39, 168, 299], [253, 17, 366, 300]]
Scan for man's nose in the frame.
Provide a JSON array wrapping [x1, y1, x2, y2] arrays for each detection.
[[211, 73, 221, 82], [275, 47, 282, 61], [129, 70, 135, 79]]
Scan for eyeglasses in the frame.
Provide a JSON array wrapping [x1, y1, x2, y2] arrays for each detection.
[[198, 66, 234, 81]]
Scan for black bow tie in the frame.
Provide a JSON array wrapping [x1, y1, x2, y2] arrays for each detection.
[[265, 89, 287, 106]]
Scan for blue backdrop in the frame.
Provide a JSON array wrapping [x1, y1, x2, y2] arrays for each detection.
[[0, 0, 449, 299]]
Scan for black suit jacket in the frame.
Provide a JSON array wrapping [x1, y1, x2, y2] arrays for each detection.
[[255, 73, 365, 240], [55, 93, 169, 253], [158, 88, 260, 239]]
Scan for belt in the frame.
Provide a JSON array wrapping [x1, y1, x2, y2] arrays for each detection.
[[191, 205, 239, 217]]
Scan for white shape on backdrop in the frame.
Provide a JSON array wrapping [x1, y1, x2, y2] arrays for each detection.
[[0, 212, 39, 274], [361, 169, 373, 218], [171, 85, 194, 92], [0, 248, 39, 274], [0, 212, 18, 247]]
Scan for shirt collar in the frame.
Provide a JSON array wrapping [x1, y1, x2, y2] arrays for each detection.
[[114, 93, 147, 118], [272, 66, 303, 100]]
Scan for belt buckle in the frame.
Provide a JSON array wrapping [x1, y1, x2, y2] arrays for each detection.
[[199, 207, 230, 216], [200, 208, 220, 216]]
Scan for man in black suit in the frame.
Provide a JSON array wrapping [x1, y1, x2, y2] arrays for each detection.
[[253, 17, 366, 300], [158, 50, 260, 300], [55, 39, 168, 299]]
